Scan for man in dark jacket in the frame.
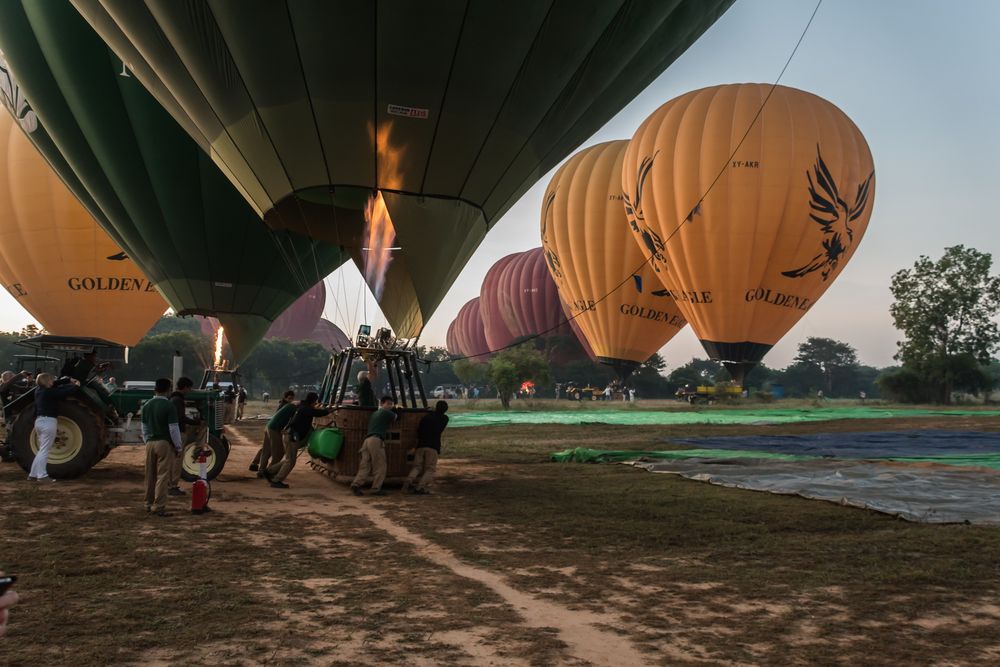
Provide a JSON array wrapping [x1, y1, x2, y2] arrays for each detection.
[[264, 392, 331, 489], [403, 400, 448, 494], [167, 377, 202, 496]]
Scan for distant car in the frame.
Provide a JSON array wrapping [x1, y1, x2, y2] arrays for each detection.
[[432, 385, 460, 399], [123, 381, 156, 391]]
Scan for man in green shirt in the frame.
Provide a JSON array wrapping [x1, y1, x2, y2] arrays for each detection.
[[351, 396, 396, 496], [141, 378, 182, 516], [256, 398, 297, 478]]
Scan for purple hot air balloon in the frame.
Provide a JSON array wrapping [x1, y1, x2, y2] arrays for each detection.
[[496, 248, 570, 340], [266, 282, 326, 341], [308, 318, 351, 352], [450, 298, 491, 360], [479, 252, 520, 350]]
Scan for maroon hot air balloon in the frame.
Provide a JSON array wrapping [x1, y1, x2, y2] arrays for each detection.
[[479, 252, 520, 350], [451, 298, 491, 360], [446, 318, 463, 358], [194, 282, 326, 346], [266, 282, 326, 341], [497, 248, 570, 340], [308, 318, 351, 352]]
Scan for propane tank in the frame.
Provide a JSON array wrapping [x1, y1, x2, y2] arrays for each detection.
[[190, 448, 210, 514]]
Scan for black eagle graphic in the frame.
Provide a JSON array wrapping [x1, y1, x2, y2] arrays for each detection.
[[622, 152, 666, 270], [106, 251, 128, 261], [543, 248, 563, 280], [782, 145, 874, 281]]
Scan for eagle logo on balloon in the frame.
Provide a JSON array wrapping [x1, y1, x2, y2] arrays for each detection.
[[783, 146, 875, 281], [540, 191, 564, 280], [624, 147, 874, 282]]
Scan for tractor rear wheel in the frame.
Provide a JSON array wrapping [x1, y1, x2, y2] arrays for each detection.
[[180, 433, 228, 482], [10, 401, 102, 479]]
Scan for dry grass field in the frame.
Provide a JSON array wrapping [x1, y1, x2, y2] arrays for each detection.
[[2, 410, 1000, 665]]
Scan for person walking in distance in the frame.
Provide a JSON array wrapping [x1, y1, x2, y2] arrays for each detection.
[[249, 390, 295, 472], [264, 392, 330, 489], [236, 386, 247, 420], [28, 373, 80, 481], [167, 377, 202, 496], [351, 396, 397, 496], [142, 378, 183, 516], [403, 400, 449, 495]]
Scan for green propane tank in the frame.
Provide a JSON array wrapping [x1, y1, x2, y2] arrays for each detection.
[[307, 428, 344, 461]]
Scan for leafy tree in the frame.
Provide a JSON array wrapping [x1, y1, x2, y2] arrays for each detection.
[[666, 358, 722, 391], [486, 346, 550, 409], [19, 323, 42, 338], [629, 353, 673, 398], [145, 315, 202, 337], [453, 359, 488, 386], [889, 245, 1000, 402], [118, 331, 212, 384], [792, 337, 860, 396], [413, 346, 460, 390]]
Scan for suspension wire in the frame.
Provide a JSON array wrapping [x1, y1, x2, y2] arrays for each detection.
[[434, 0, 823, 365]]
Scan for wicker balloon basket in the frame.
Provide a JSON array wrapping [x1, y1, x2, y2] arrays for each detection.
[[312, 405, 430, 481]]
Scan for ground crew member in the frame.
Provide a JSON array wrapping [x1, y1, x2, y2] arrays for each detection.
[[29, 373, 80, 481], [167, 377, 202, 496], [403, 400, 448, 495], [357, 361, 377, 407], [256, 397, 297, 478], [68, 350, 119, 421], [142, 378, 182, 517], [264, 392, 330, 489], [223, 385, 236, 424], [351, 396, 396, 496], [250, 390, 295, 471], [236, 386, 247, 420]]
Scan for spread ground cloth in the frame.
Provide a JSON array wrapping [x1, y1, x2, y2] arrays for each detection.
[[451, 408, 1000, 428]]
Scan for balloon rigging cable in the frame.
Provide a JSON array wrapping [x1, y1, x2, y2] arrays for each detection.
[[437, 0, 824, 365]]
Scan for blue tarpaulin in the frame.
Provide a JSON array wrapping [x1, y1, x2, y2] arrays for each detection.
[[667, 430, 1000, 459]]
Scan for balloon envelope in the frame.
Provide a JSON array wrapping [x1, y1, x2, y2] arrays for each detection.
[[479, 253, 520, 351], [0, 112, 165, 346], [72, 0, 733, 338], [623, 84, 875, 381], [0, 1, 346, 360], [542, 141, 686, 376], [308, 318, 351, 353], [265, 282, 326, 341], [450, 298, 490, 360]]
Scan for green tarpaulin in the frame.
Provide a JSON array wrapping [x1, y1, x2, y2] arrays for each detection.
[[550, 447, 1000, 471], [451, 407, 1000, 428]]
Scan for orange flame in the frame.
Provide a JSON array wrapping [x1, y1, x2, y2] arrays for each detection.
[[214, 327, 225, 369], [363, 191, 397, 300]]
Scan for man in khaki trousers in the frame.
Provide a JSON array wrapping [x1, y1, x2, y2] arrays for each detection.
[[142, 378, 183, 517], [403, 400, 449, 495], [351, 396, 396, 496]]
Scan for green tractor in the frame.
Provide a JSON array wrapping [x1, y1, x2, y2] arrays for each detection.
[[1, 335, 231, 480]]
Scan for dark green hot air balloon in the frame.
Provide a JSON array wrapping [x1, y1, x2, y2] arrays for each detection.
[[71, 0, 733, 338], [0, 0, 346, 360]]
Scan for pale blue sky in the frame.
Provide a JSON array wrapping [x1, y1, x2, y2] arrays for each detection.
[[2, 0, 997, 371]]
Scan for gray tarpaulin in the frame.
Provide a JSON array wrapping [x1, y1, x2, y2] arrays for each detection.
[[631, 458, 1000, 525]]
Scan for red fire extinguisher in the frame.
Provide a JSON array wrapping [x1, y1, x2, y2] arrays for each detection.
[[190, 448, 210, 514]]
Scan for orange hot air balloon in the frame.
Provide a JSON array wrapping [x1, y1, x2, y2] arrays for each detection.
[[542, 141, 687, 377], [623, 84, 876, 382], [0, 113, 165, 346]]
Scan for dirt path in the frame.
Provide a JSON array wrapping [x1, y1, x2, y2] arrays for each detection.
[[225, 428, 652, 666]]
